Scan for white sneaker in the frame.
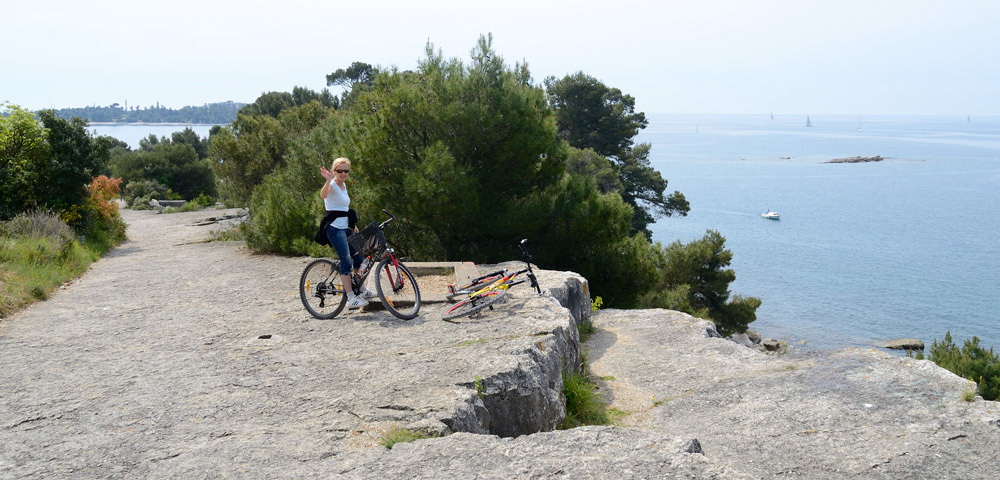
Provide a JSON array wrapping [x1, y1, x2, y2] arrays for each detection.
[[346, 293, 369, 309], [358, 285, 378, 299]]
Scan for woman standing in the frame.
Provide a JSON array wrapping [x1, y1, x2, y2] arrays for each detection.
[[320, 157, 375, 309]]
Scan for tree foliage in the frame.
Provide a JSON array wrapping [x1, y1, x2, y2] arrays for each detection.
[[36, 110, 111, 213], [617, 144, 690, 237], [564, 147, 621, 194], [210, 101, 331, 206], [109, 131, 216, 200], [327, 61, 377, 109], [341, 36, 565, 261], [169, 127, 211, 159], [1, 104, 49, 219], [544, 72, 647, 160], [0, 105, 110, 220], [638, 230, 761, 336], [240, 87, 337, 118], [326, 61, 376, 88], [928, 332, 1000, 401], [544, 73, 688, 236]]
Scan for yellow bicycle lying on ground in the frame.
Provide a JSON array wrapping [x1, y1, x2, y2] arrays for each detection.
[[441, 239, 541, 320]]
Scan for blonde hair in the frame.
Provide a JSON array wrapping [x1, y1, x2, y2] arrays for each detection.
[[331, 157, 351, 171]]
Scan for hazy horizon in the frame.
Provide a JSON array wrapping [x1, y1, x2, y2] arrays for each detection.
[[5, 0, 999, 116]]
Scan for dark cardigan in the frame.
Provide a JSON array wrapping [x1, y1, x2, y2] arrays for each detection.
[[314, 209, 358, 246]]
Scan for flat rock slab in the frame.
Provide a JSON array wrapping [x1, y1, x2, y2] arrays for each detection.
[[340, 427, 743, 478], [586, 309, 1000, 478], [0, 209, 583, 477], [880, 338, 926, 350]]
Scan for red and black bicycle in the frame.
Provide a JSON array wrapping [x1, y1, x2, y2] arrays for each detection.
[[299, 210, 421, 320]]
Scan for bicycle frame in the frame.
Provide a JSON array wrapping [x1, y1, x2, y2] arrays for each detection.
[[439, 239, 541, 321], [350, 210, 403, 293], [451, 239, 541, 300]]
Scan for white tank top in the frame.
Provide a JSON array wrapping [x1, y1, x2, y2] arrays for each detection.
[[323, 180, 350, 229]]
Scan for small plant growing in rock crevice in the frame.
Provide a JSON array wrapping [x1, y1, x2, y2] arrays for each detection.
[[380, 427, 439, 449], [474, 376, 484, 398], [576, 295, 602, 342], [561, 371, 609, 428], [560, 353, 614, 429], [591, 296, 603, 312], [961, 388, 977, 402]]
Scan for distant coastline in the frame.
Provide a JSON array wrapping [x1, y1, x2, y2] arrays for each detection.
[[52, 101, 243, 125]]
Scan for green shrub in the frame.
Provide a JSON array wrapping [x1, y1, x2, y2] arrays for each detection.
[[121, 179, 168, 205], [637, 230, 762, 336], [192, 193, 216, 208], [2, 209, 76, 244], [130, 195, 154, 210], [0, 218, 97, 317], [928, 332, 1000, 401], [110, 142, 216, 201], [0, 178, 125, 317], [163, 201, 205, 214]]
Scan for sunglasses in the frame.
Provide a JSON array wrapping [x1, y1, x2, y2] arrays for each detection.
[[335, 169, 350, 174]]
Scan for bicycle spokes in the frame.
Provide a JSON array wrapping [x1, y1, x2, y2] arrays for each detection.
[[375, 257, 421, 320], [299, 258, 347, 319]]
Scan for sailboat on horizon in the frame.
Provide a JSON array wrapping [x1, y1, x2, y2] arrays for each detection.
[[770, 112, 774, 120], [806, 116, 812, 127]]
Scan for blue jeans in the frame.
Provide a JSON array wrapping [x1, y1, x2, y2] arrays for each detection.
[[326, 226, 363, 275]]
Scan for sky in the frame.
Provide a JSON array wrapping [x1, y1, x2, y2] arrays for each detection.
[[3, 0, 999, 116]]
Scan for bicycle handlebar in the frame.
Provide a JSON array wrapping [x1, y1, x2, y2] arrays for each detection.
[[518, 238, 531, 261], [379, 209, 396, 229]]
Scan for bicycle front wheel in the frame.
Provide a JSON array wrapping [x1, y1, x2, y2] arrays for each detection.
[[441, 288, 508, 321], [375, 257, 422, 320], [299, 258, 347, 319]]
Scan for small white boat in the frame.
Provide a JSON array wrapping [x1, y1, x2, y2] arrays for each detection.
[[761, 210, 780, 219]]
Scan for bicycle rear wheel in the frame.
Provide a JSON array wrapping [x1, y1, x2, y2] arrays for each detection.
[[374, 257, 422, 320], [441, 288, 508, 321], [299, 258, 347, 319]]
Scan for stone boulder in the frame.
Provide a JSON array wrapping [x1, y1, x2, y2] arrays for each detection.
[[881, 338, 925, 350]]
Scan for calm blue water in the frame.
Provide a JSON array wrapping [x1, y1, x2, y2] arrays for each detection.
[[88, 123, 216, 149], [641, 114, 1000, 351]]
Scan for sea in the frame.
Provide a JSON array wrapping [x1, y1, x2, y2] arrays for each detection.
[[641, 114, 1000, 352], [88, 123, 217, 149]]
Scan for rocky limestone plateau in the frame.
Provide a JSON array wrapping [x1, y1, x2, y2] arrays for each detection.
[[1, 208, 998, 478]]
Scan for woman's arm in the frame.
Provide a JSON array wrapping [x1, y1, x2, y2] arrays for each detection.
[[319, 166, 333, 199]]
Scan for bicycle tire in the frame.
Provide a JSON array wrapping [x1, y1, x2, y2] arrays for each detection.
[[299, 258, 347, 319], [441, 288, 508, 321], [445, 271, 505, 302], [374, 257, 422, 320]]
